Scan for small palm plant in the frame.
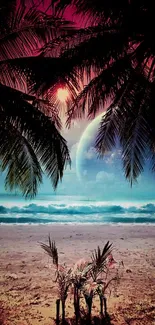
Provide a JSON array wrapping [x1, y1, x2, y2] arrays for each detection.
[[89, 242, 113, 318], [71, 259, 91, 324], [41, 237, 122, 324], [82, 281, 96, 322], [95, 255, 117, 317], [56, 265, 72, 323], [40, 237, 72, 323], [70, 242, 113, 322], [90, 242, 113, 282]]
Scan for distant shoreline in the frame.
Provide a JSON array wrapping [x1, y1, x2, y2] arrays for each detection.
[[1, 221, 155, 226]]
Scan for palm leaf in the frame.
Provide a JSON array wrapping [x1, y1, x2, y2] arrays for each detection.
[[116, 75, 151, 185], [91, 242, 112, 266], [96, 72, 152, 184], [51, 0, 152, 26], [0, 4, 74, 61], [95, 106, 120, 156], [2, 23, 129, 95], [4, 56, 80, 96], [33, 98, 62, 129], [121, 116, 148, 185], [61, 28, 129, 79], [90, 241, 112, 281], [146, 82, 155, 172], [0, 120, 42, 198], [0, 83, 71, 191], [40, 24, 115, 58], [66, 55, 132, 124], [40, 237, 58, 267]]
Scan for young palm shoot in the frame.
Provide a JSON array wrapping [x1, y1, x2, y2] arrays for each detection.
[[90, 242, 113, 282], [96, 253, 119, 318], [71, 259, 91, 324], [57, 265, 72, 323], [83, 284, 95, 323], [40, 237, 71, 324], [89, 242, 113, 318]]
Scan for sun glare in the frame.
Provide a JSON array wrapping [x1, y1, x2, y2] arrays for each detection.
[[57, 88, 69, 102]]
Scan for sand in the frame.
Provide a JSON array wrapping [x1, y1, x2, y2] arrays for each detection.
[[0, 224, 155, 325]]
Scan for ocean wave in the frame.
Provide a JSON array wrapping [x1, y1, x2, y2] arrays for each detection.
[[1, 202, 155, 215], [0, 215, 155, 224]]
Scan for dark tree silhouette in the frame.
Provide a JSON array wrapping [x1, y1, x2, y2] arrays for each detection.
[[54, 0, 155, 185], [13, 0, 155, 186], [0, 0, 74, 197]]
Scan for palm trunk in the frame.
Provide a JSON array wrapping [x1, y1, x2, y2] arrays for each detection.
[[84, 294, 93, 324], [103, 296, 107, 316], [61, 300, 66, 324], [74, 286, 80, 325], [99, 295, 103, 317], [86, 297, 92, 323], [56, 299, 60, 324]]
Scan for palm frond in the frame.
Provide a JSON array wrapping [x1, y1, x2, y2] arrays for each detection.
[[95, 106, 120, 155], [91, 242, 112, 266], [40, 237, 58, 267], [121, 117, 148, 186], [0, 120, 42, 198], [95, 71, 152, 184], [117, 76, 151, 185], [90, 242, 112, 281], [51, 0, 153, 26], [146, 82, 155, 172], [33, 98, 62, 129], [0, 0, 16, 34], [61, 28, 129, 77], [0, 62, 27, 92], [1, 24, 129, 95], [95, 86, 127, 155], [51, 0, 108, 23], [4, 56, 80, 96], [40, 24, 114, 58], [66, 56, 132, 124], [0, 4, 74, 61], [0, 83, 71, 190]]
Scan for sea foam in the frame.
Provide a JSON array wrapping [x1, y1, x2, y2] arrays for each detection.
[[0, 202, 155, 224]]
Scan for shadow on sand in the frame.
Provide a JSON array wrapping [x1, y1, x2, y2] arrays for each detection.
[[55, 314, 114, 325]]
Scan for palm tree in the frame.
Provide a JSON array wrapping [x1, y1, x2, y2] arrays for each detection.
[[13, 0, 155, 186], [40, 238, 72, 323], [41, 237, 113, 323], [0, 0, 75, 197]]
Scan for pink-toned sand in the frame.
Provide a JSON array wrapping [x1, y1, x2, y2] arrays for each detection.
[[0, 224, 155, 325]]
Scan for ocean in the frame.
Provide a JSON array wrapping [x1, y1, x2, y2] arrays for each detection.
[[0, 194, 155, 225]]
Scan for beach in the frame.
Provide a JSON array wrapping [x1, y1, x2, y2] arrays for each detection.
[[0, 224, 155, 325]]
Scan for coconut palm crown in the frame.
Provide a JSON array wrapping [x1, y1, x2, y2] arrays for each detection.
[[11, 0, 155, 185], [0, 0, 76, 197]]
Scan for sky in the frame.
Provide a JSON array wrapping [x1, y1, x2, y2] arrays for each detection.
[[53, 114, 155, 202], [1, 111, 155, 202]]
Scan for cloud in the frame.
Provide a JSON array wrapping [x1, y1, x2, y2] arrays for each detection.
[[96, 171, 114, 184], [84, 147, 96, 160], [105, 150, 121, 165]]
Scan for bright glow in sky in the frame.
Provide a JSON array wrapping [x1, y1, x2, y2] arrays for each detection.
[[57, 88, 69, 102]]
